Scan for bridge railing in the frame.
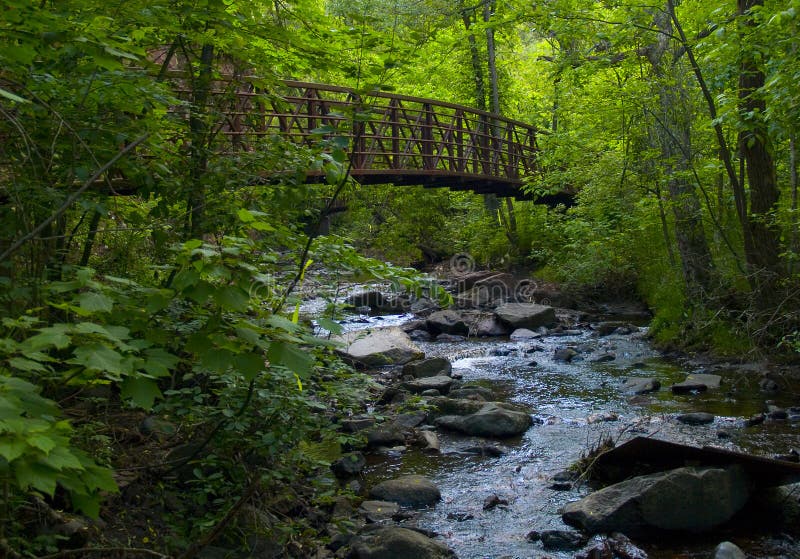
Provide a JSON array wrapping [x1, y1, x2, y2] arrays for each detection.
[[175, 78, 539, 186]]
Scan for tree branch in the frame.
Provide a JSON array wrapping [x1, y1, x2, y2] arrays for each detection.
[[0, 134, 150, 262]]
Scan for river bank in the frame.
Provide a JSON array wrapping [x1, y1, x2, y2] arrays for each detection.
[[309, 273, 800, 559]]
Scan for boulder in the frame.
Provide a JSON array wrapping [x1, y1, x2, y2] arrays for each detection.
[[409, 329, 432, 342], [394, 412, 428, 429], [554, 348, 578, 362], [482, 494, 508, 511], [348, 525, 455, 559], [509, 328, 541, 340], [594, 321, 631, 336], [591, 352, 616, 363], [677, 412, 715, 425], [331, 452, 366, 478], [475, 317, 511, 337], [425, 310, 469, 336], [335, 328, 424, 367], [358, 500, 400, 523], [562, 465, 750, 535], [416, 430, 440, 453], [402, 358, 452, 378], [410, 297, 440, 316], [369, 475, 441, 508], [365, 425, 406, 448], [401, 375, 454, 395], [713, 541, 746, 559], [539, 529, 586, 551], [428, 396, 528, 417], [434, 403, 533, 438], [340, 417, 376, 433], [448, 386, 494, 401], [623, 377, 661, 395], [575, 534, 647, 559], [346, 291, 385, 310], [672, 373, 722, 393], [435, 333, 466, 342], [494, 303, 557, 330]]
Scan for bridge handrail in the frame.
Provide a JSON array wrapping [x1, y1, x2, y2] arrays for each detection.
[[280, 80, 538, 132], [169, 74, 539, 190]]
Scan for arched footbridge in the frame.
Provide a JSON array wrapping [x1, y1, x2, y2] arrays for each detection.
[[181, 79, 573, 205]]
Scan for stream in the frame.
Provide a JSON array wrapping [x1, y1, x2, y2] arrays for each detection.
[[309, 298, 800, 559]]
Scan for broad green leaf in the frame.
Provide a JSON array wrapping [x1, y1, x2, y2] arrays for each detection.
[[173, 268, 200, 290], [14, 460, 58, 495], [214, 286, 249, 312], [316, 318, 343, 335], [266, 315, 300, 333], [25, 325, 71, 350], [120, 377, 162, 410], [142, 348, 179, 377], [234, 353, 265, 381], [27, 434, 56, 454], [237, 208, 255, 223], [196, 347, 235, 374], [70, 344, 128, 377], [40, 445, 82, 470], [76, 292, 114, 313], [0, 438, 27, 462], [267, 342, 313, 377], [70, 492, 101, 518], [8, 357, 47, 373], [186, 280, 215, 304]]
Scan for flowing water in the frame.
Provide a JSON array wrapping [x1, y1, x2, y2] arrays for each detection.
[[319, 306, 800, 558]]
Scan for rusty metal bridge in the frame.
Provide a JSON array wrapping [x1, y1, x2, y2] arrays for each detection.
[[189, 80, 559, 201]]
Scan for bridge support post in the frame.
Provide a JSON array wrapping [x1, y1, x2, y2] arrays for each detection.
[[422, 103, 433, 170]]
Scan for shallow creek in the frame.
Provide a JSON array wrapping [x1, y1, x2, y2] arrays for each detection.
[[324, 310, 800, 558]]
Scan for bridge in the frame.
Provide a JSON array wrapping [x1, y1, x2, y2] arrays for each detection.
[[175, 79, 569, 203]]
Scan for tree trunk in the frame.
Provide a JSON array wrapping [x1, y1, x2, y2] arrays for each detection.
[[460, 8, 486, 112], [737, 0, 783, 294], [186, 43, 215, 240], [484, 0, 500, 116], [646, 7, 715, 301], [791, 136, 798, 276]]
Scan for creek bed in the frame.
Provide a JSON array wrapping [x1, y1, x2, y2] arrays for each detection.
[[346, 315, 800, 559]]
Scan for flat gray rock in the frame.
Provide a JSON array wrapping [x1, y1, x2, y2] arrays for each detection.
[[494, 303, 557, 330], [672, 373, 722, 393], [335, 327, 424, 367], [401, 375, 454, 395], [677, 412, 715, 425], [426, 310, 468, 336], [358, 500, 400, 522], [623, 377, 661, 394], [509, 328, 541, 340]]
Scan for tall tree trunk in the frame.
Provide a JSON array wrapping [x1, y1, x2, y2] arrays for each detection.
[[737, 0, 783, 294], [460, 8, 486, 112], [646, 7, 715, 301], [791, 136, 798, 276], [484, 0, 500, 116], [186, 43, 214, 240]]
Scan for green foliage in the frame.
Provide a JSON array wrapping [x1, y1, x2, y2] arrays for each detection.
[[0, 375, 117, 518]]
